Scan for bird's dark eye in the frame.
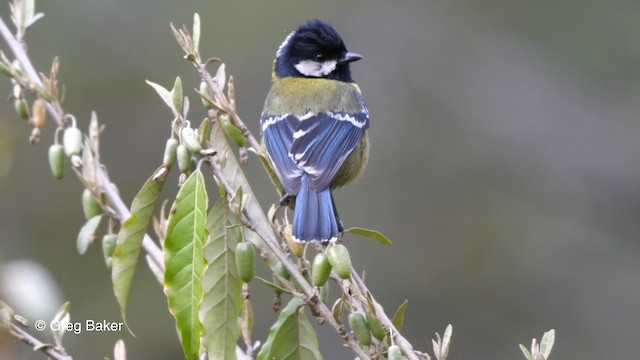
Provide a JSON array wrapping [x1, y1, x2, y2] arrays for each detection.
[[315, 54, 325, 61]]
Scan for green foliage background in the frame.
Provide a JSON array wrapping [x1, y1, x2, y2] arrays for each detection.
[[1, 0, 640, 359]]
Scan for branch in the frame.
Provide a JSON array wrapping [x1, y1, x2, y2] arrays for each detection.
[[9, 323, 72, 360]]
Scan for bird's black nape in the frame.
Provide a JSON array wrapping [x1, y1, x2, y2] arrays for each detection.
[[275, 20, 359, 82]]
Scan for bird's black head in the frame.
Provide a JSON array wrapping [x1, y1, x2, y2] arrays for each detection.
[[275, 20, 362, 82]]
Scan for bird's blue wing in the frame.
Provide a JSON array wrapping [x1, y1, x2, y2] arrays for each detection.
[[261, 114, 303, 194], [289, 110, 369, 191]]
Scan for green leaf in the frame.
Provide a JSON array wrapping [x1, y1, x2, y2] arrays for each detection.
[[344, 227, 392, 245], [519, 344, 534, 360], [76, 215, 102, 255], [200, 198, 243, 360], [146, 80, 174, 112], [171, 76, 183, 115], [257, 298, 323, 360], [539, 329, 555, 358], [112, 166, 167, 327], [164, 170, 208, 360], [391, 299, 408, 331]]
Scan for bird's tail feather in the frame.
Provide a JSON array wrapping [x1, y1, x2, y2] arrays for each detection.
[[293, 174, 338, 242]]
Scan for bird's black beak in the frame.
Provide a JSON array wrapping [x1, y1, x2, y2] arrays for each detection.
[[339, 52, 363, 65]]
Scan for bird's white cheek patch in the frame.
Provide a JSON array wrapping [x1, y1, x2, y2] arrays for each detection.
[[294, 60, 337, 77]]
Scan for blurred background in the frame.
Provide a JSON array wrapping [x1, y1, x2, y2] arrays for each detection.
[[1, 0, 639, 359]]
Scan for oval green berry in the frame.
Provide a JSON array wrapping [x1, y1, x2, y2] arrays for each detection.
[[82, 188, 103, 220], [163, 138, 179, 167], [312, 253, 332, 287], [220, 114, 246, 147], [348, 312, 372, 346], [180, 126, 202, 152], [176, 144, 191, 173], [388, 345, 402, 360], [327, 244, 352, 279], [48, 144, 65, 179], [235, 242, 255, 283], [63, 127, 82, 156], [366, 312, 386, 341], [102, 234, 117, 268], [14, 98, 29, 120]]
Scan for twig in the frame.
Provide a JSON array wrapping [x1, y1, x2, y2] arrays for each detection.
[[9, 323, 72, 360]]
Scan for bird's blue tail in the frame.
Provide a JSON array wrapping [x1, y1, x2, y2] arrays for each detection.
[[293, 174, 338, 242]]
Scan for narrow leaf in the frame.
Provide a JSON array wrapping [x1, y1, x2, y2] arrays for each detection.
[[171, 76, 183, 115], [112, 166, 167, 327], [391, 299, 408, 331], [77, 215, 102, 254], [146, 80, 174, 111], [345, 227, 392, 245], [257, 298, 323, 360], [519, 344, 534, 360], [192, 13, 201, 54], [164, 170, 208, 360], [51, 302, 70, 348], [200, 198, 243, 360], [539, 329, 555, 358]]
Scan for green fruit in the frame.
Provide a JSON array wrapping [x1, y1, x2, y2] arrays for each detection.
[[388, 345, 402, 360], [366, 312, 386, 340], [63, 127, 82, 156], [180, 126, 202, 152], [163, 138, 179, 167], [312, 253, 332, 287], [327, 244, 352, 279], [220, 114, 246, 147], [102, 234, 117, 268], [14, 99, 29, 120], [82, 188, 103, 220], [176, 144, 191, 173], [348, 312, 372, 346], [235, 242, 255, 283], [48, 144, 65, 179]]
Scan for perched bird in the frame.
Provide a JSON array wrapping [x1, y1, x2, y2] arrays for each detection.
[[260, 20, 370, 242]]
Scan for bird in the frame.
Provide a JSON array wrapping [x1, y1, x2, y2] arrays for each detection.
[[260, 19, 370, 243]]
